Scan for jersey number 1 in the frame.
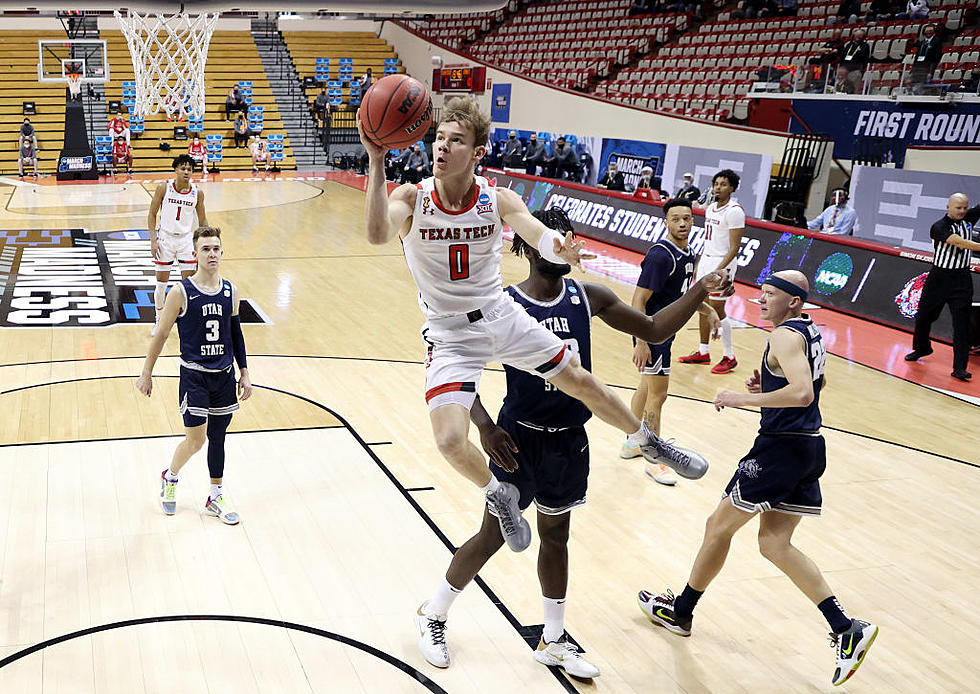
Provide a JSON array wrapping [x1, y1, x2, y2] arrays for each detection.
[[449, 244, 469, 280], [175, 206, 182, 221]]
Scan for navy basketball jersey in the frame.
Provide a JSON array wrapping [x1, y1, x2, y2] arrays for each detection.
[[176, 277, 236, 372], [499, 279, 592, 428], [641, 239, 697, 316], [759, 315, 825, 434]]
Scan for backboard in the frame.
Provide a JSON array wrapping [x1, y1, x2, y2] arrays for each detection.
[[38, 38, 109, 83]]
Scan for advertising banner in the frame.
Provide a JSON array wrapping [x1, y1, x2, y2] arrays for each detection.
[[850, 165, 980, 251], [597, 138, 666, 191], [660, 144, 771, 218], [491, 170, 980, 341], [490, 83, 511, 123]]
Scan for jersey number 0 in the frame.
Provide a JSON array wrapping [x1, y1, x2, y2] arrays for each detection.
[[449, 244, 469, 280]]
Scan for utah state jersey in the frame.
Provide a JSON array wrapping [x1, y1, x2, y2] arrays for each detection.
[[760, 315, 825, 434], [637, 238, 697, 318], [499, 279, 592, 428], [176, 277, 236, 372]]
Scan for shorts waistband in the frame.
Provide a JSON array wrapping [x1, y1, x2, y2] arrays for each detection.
[[516, 420, 572, 433], [158, 230, 188, 237], [758, 429, 822, 437], [425, 297, 511, 329], [180, 360, 233, 374]]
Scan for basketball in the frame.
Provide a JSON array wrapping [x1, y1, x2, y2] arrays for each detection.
[[358, 74, 433, 150]]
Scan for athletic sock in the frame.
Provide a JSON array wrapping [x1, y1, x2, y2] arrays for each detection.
[[542, 596, 566, 643], [209, 483, 222, 501], [818, 596, 852, 634], [626, 421, 654, 447], [698, 343, 710, 355], [165, 468, 179, 482], [720, 318, 734, 359], [481, 476, 501, 495], [673, 584, 703, 619], [425, 578, 462, 618]]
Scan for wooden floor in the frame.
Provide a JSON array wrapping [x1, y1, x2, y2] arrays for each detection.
[[0, 175, 976, 693]]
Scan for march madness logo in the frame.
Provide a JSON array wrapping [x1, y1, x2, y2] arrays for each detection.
[[0, 228, 268, 327], [476, 192, 494, 215]]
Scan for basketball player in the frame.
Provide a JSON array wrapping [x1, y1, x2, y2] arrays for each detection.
[[415, 208, 728, 675], [111, 134, 133, 175], [136, 226, 252, 525], [358, 97, 709, 555], [147, 154, 208, 335], [188, 133, 209, 175], [108, 113, 130, 144], [679, 169, 744, 374], [621, 198, 722, 485], [637, 270, 878, 688]]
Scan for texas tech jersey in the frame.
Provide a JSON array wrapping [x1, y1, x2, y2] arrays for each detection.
[[403, 176, 504, 318], [703, 199, 745, 257], [159, 179, 198, 236]]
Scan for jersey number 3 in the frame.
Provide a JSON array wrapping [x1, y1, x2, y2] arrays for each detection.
[[449, 244, 469, 280], [205, 319, 219, 341]]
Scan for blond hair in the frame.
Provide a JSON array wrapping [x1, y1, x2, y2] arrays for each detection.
[[438, 96, 491, 149]]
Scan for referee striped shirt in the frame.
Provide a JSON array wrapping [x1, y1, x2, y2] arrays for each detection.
[[930, 205, 980, 270]]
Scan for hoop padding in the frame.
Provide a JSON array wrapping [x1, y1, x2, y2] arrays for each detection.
[[113, 10, 219, 119]]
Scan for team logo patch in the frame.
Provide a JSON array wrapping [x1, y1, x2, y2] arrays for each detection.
[[421, 196, 435, 215], [570, 296, 580, 304], [476, 191, 494, 215], [737, 458, 761, 478]]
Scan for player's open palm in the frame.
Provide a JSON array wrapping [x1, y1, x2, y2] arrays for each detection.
[[478, 424, 519, 472], [555, 231, 596, 267], [136, 374, 152, 397]]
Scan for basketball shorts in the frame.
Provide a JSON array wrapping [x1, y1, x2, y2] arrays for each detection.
[[422, 294, 572, 410], [724, 433, 826, 516], [634, 336, 673, 376], [488, 414, 589, 516], [155, 231, 196, 272], [696, 254, 737, 299], [178, 365, 239, 427]]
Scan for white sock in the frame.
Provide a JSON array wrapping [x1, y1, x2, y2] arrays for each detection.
[[425, 578, 462, 618], [154, 281, 168, 314], [626, 424, 648, 447], [481, 476, 501, 494], [542, 596, 566, 643], [209, 483, 222, 501], [165, 468, 179, 482], [699, 342, 710, 355], [720, 318, 734, 359]]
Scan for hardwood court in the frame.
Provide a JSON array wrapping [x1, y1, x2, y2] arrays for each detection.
[[0, 174, 976, 693]]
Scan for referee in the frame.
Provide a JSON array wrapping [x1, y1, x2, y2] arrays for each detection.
[[905, 193, 980, 381]]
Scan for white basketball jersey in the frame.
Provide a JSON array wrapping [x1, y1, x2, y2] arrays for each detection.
[[403, 176, 504, 318], [703, 198, 745, 256], [159, 179, 198, 236]]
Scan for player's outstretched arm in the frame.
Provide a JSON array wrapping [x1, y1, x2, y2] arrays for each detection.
[[470, 396, 519, 472], [231, 295, 252, 401], [357, 118, 413, 244], [135, 284, 184, 397], [498, 189, 596, 267], [714, 328, 812, 411]]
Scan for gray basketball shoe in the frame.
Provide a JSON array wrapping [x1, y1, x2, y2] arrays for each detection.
[[486, 481, 531, 552], [638, 422, 709, 480]]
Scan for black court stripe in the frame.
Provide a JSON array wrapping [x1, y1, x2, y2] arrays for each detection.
[[0, 614, 448, 693]]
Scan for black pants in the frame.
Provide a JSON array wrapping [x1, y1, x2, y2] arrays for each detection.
[[912, 267, 973, 371], [234, 131, 247, 148]]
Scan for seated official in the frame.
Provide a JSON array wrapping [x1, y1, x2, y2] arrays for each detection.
[[597, 161, 626, 191], [807, 188, 856, 235]]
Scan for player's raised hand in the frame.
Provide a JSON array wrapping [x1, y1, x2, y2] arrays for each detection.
[[745, 369, 762, 393], [555, 231, 597, 267], [478, 423, 520, 472], [356, 114, 387, 161], [713, 389, 745, 411], [238, 369, 253, 401], [136, 374, 152, 397]]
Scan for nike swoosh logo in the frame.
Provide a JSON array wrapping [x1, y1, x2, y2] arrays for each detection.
[[842, 636, 854, 656], [655, 609, 673, 621], [189, 295, 200, 300]]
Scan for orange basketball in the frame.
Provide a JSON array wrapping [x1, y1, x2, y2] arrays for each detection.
[[358, 74, 433, 150]]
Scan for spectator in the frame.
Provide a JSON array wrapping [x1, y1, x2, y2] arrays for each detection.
[[810, 30, 843, 65], [401, 143, 430, 183], [636, 166, 660, 192], [733, 0, 766, 19], [233, 112, 248, 148], [224, 86, 245, 120], [953, 66, 980, 94], [807, 187, 856, 235], [896, 0, 928, 19], [910, 23, 942, 92], [839, 29, 870, 93], [111, 134, 133, 175], [20, 116, 34, 139], [597, 160, 627, 191], [832, 0, 861, 24], [314, 88, 329, 126], [675, 172, 701, 201], [108, 114, 130, 144], [18, 130, 39, 179], [384, 148, 405, 180], [865, 0, 899, 21], [360, 67, 374, 90], [545, 136, 580, 181], [832, 65, 856, 93], [250, 137, 270, 172], [187, 133, 208, 174], [522, 132, 546, 175], [501, 130, 523, 168]]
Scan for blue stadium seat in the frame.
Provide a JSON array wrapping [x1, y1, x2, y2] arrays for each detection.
[[188, 115, 204, 132], [384, 58, 399, 75], [129, 116, 144, 135]]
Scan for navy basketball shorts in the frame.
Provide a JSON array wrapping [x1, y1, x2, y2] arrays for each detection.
[[724, 433, 826, 516], [178, 365, 240, 428], [488, 415, 589, 516], [634, 336, 672, 376]]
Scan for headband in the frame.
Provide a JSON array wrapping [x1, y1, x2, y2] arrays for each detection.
[[764, 275, 808, 301]]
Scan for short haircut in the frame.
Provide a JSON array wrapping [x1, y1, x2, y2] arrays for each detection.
[[439, 97, 491, 149], [172, 153, 196, 169], [663, 198, 693, 216], [512, 208, 573, 257], [193, 225, 221, 247], [712, 168, 740, 191]]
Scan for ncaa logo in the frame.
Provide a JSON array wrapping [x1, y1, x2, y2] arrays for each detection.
[[476, 191, 494, 215]]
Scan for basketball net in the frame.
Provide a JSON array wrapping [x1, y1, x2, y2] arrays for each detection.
[[113, 9, 218, 119], [66, 73, 82, 99]]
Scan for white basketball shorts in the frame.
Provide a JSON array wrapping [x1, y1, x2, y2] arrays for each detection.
[[695, 254, 737, 299], [155, 231, 196, 273], [422, 294, 574, 411]]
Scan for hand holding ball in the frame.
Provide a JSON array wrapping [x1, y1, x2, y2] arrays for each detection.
[[357, 75, 433, 151]]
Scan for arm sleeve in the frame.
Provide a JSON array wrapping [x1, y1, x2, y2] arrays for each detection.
[[636, 246, 673, 294], [231, 315, 247, 370]]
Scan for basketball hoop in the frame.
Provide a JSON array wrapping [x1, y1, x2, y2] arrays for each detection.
[[66, 73, 82, 100], [113, 9, 218, 119]]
